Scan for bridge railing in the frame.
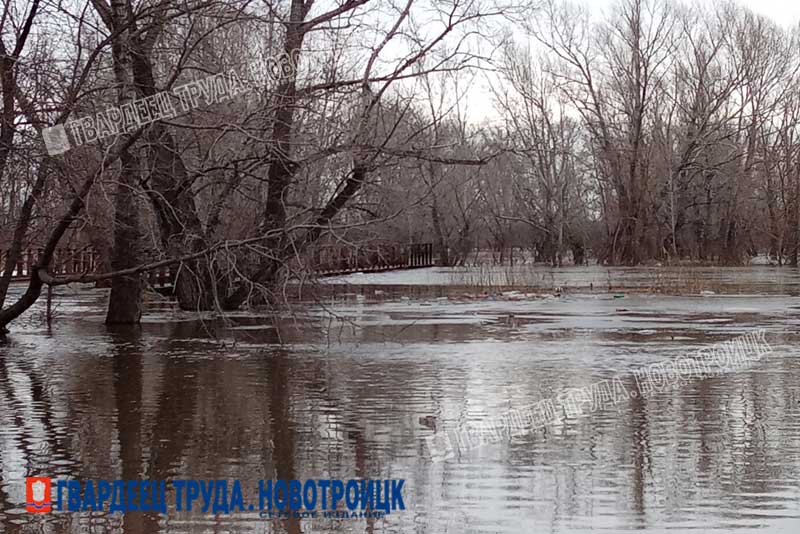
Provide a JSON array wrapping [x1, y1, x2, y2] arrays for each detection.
[[1, 247, 99, 280], [3, 242, 435, 285], [313, 242, 434, 274]]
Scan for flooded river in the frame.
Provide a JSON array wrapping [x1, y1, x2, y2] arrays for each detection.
[[1, 266, 799, 532]]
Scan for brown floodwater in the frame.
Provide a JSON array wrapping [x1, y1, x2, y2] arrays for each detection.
[[1, 267, 800, 533]]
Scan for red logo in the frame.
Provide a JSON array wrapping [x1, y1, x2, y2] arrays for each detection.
[[26, 477, 51, 513]]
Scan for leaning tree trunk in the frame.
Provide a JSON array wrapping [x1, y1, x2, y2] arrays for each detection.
[[142, 123, 216, 311], [791, 157, 800, 267], [104, 0, 142, 324], [128, 40, 217, 311], [223, 0, 308, 310], [431, 197, 450, 266], [427, 166, 450, 266], [105, 152, 142, 324]]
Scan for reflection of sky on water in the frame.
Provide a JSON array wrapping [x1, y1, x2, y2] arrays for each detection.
[[1, 270, 799, 532]]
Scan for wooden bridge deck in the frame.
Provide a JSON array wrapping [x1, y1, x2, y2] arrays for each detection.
[[314, 242, 434, 276], [2, 242, 435, 293]]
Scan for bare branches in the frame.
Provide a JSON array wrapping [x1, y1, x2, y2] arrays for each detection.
[[4, 0, 800, 334]]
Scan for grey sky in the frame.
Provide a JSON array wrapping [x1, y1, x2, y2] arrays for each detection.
[[722, 0, 800, 25], [464, 0, 799, 123], [583, 0, 800, 26]]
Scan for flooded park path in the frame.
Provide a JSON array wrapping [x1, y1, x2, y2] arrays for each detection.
[[1, 265, 799, 532]]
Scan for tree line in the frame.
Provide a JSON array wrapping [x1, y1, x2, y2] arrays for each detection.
[[1, 0, 799, 333]]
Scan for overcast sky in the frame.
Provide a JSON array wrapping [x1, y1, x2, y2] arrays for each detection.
[[714, 0, 800, 25], [462, 0, 799, 123], [581, 0, 800, 26]]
